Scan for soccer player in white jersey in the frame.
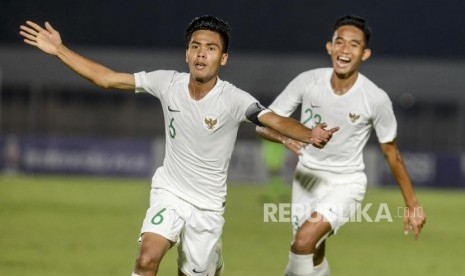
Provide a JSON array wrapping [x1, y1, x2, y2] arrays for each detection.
[[256, 15, 427, 275], [20, 15, 338, 276]]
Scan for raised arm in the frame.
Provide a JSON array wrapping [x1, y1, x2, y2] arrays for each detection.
[[257, 112, 339, 149], [380, 140, 426, 240], [19, 20, 135, 90]]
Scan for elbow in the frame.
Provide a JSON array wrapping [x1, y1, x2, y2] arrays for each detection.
[[94, 82, 107, 89], [99, 82, 112, 89], [91, 70, 119, 89], [92, 77, 112, 89]]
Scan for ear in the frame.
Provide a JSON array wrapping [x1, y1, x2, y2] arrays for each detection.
[[362, 48, 371, 61], [325, 41, 332, 55], [185, 49, 188, 63], [220, 53, 229, 66]]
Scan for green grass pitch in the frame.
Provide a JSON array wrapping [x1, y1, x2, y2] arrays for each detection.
[[1, 174, 464, 275]]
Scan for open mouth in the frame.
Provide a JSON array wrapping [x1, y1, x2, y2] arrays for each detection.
[[336, 56, 351, 68], [195, 61, 207, 70]]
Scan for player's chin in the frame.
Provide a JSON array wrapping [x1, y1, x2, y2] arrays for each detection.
[[333, 66, 351, 76], [192, 73, 213, 83]]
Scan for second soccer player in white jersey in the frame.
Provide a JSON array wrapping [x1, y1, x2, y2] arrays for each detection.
[[20, 15, 338, 276], [257, 15, 426, 276]]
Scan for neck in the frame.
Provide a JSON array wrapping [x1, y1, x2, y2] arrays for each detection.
[[189, 76, 217, 100], [331, 71, 358, 95]]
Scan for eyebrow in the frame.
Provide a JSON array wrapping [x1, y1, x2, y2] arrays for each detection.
[[190, 40, 221, 48]]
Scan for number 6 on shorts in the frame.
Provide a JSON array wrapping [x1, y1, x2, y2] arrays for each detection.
[[151, 208, 167, 225]]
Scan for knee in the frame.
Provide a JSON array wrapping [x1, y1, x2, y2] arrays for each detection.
[[135, 253, 161, 273], [291, 234, 317, 255]]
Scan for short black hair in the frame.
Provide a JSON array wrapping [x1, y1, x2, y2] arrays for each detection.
[[334, 15, 372, 47], [185, 15, 231, 53]]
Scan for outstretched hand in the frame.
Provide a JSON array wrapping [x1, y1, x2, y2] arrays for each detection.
[[310, 123, 339, 149], [19, 21, 62, 55]]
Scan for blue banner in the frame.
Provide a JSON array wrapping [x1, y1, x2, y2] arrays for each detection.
[[1, 135, 464, 187], [1, 135, 155, 177], [380, 151, 464, 188]]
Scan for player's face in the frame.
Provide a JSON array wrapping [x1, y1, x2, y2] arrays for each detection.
[[326, 25, 371, 79], [186, 30, 228, 84]]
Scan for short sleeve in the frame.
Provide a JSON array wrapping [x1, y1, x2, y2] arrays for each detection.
[[372, 93, 397, 143], [268, 72, 309, 117], [221, 83, 261, 123], [134, 70, 177, 98]]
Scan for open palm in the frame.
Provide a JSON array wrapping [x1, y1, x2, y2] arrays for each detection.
[[19, 21, 62, 55]]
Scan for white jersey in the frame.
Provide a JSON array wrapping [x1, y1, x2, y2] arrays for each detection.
[[135, 70, 259, 211], [269, 68, 397, 173]]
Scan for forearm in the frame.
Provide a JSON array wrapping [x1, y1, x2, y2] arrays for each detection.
[[383, 144, 419, 207], [259, 114, 313, 144], [384, 144, 426, 239], [276, 119, 313, 143], [256, 126, 289, 144], [390, 159, 418, 206], [56, 44, 134, 90]]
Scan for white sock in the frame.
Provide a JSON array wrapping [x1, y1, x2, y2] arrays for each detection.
[[131, 273, 142, 276], [311, 258, 330, 276], [284, 251, 314, 276]]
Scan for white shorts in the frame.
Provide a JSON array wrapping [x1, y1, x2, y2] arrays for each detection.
[[291, 163, 367, 234], [140, 188, 224, 276]]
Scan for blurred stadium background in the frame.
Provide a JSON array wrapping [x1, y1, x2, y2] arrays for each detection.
[[1, 0, 464, 186], [1, 0, 465, 275]]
